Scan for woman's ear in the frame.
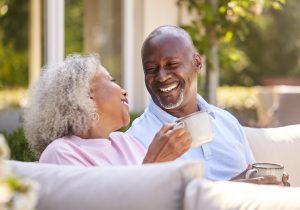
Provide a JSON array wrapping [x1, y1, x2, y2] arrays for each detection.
[[88, 90, 94, 100], [193, 53, 202, 72]]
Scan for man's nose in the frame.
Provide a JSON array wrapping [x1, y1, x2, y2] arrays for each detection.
[[156, 67, 169, 82]]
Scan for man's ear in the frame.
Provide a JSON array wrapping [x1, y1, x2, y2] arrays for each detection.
[[193, 53, 202, 72]]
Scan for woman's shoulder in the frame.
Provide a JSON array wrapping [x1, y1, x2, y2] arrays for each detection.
[[109, 132, 133, 141], [39, 136, 84, 165], [40, 136, 78, 157]]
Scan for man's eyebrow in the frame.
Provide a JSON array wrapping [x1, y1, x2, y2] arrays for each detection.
[[143, 56, 180, 64], [143, 60, 156, 65]]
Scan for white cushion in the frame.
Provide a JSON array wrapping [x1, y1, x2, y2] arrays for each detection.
[[184, 179, 300, 210], [244, 124, 300, 187], [7, 160, 203, 210]]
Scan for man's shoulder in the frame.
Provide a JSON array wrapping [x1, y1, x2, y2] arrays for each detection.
[[208, 104, 240, 124]]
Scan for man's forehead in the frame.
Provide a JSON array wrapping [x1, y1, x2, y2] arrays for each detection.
[[142, 34, 193, 59], [142, 27, 193, 53]]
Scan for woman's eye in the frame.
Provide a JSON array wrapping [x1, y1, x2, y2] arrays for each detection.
[[111, 79, 116, 83]]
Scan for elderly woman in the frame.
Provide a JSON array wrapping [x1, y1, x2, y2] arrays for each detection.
[[24, 54, 192, 166]]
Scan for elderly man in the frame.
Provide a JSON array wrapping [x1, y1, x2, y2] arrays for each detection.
[[127, 25, 289, 185]]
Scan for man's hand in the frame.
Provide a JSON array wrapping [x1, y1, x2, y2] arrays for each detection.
[[230, 164, 290, 186], [143, 123, 192, 163]]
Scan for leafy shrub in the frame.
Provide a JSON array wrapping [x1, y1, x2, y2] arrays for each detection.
[[1, 127, 36, 162], [217, 86, 258, 126], [119, 112, 141, 132]]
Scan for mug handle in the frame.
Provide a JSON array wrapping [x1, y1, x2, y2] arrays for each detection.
[[245, 168, 258, 179], [174, 121, 185, 129]]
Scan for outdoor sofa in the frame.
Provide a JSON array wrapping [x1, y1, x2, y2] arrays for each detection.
[[6, 124, 300, 210]]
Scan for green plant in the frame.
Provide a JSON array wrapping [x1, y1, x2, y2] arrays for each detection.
[[118, 112, 142, 132], [0, 88, 27, 109], [217, 86, 258, 126], [1, 128, 36, 162], [178, 0, 285, 102]]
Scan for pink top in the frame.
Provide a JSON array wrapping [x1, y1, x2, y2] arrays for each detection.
[[39, 132, 146, 167]]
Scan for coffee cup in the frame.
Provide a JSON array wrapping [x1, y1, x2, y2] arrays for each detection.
[[245, 162, 284, 181], [175, 111, 213, 147]]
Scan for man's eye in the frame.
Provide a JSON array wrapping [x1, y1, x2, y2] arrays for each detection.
[[145, 67, 157, 73], [111, 79, 116, 82]]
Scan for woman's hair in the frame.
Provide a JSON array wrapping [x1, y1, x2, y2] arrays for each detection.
[[24, 54, 100, 157]]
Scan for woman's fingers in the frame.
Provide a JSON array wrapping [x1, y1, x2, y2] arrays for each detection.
[[145, 123, 192, 163]]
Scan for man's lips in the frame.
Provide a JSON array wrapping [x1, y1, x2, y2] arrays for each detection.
[[158, 82, 179, 93]]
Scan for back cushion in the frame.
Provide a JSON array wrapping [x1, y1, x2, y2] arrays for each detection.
[[7, 160, 203, 210], [184, 179, 300, 210], [244, 125, 300, 187]]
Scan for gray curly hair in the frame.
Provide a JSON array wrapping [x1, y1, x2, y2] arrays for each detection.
[[24, 54, 100, 157]]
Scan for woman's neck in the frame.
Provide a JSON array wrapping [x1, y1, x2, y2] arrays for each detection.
[[79, 123, 113, 139]]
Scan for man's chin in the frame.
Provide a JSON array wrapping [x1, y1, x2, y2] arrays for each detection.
[[156, 98, 182, 110]]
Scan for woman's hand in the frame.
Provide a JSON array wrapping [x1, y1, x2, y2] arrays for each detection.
[[230, 164, 291, 186], [143, 123, 192, 163]]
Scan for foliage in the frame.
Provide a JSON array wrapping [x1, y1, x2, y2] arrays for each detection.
[[0, 0, 29, 88], [0, 135, 38, 210], [217, 86, 258, 126], [0, 0, 84, 88], [178, 0, 285, 88], [217, 86, 257, 109], [65, 0, 84, 54], [238, 0, 300, 85], [118, 112, 141, 132], [0, 88, 27, 109], [1, 128, 36, 162]]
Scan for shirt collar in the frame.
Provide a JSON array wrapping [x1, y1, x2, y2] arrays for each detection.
[[148, 94, 216, 122]]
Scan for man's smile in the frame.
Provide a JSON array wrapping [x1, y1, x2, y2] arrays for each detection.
[[158, 82, 179, 93]]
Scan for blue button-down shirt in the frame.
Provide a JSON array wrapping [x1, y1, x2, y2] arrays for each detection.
[[127, 94, 255, 180]]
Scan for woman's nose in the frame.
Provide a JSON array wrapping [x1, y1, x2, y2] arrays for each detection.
[[122, 89, 128, 97]]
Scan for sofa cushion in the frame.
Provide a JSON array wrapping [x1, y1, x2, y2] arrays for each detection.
[[244, 124, 300, 187], [184, 179, 300, 210], [7, 160, 203, 210]]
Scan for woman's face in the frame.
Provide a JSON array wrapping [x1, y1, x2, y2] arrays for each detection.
[[89, 65, 130, 131]]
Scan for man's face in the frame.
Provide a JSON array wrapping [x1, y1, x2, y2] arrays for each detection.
[[142, 33, 200, 115]]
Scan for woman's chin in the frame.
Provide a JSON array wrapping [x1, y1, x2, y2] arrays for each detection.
[[123, 115, 131, 127]]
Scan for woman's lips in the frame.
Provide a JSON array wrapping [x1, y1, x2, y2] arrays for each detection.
[[121, 98, 128, 105]]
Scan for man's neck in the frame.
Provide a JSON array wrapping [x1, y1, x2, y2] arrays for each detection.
[[163, 99, 199, 118]]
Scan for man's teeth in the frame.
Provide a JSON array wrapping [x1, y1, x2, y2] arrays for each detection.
[[160, 83, 178, 92]]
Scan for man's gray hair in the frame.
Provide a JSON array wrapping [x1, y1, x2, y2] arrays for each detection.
[[24, 54, 100, 157]]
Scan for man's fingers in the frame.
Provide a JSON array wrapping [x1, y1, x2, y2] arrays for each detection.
[[282, 172, 290, 187], [159, 124, 175, 134]]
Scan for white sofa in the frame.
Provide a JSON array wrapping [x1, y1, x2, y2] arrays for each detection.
[[245, 124, 300, 187], [6, 124, 300, 210]]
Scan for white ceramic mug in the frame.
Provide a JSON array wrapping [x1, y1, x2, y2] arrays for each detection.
[[175, 111, 213, 147], [245, 162, 284, 181]]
